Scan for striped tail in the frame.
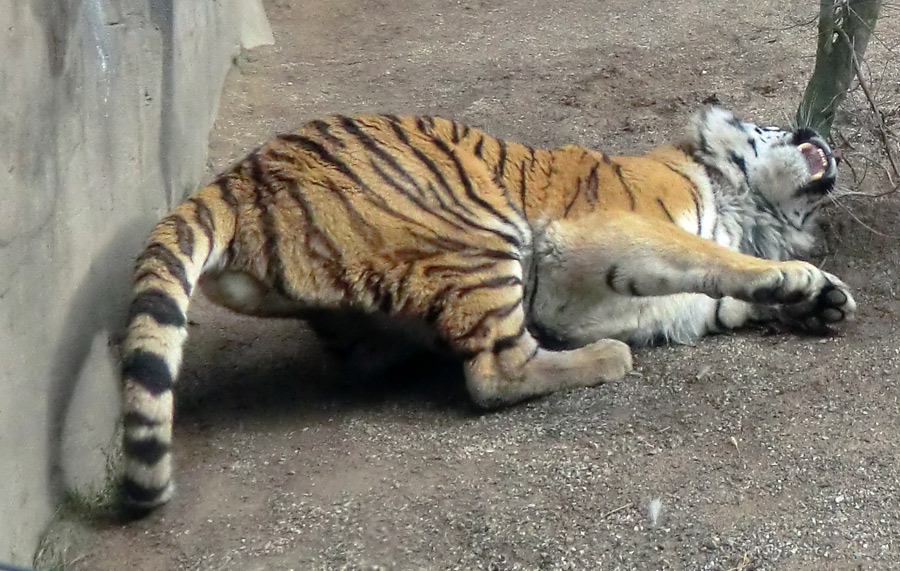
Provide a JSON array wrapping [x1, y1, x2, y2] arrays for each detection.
[[120, 183, 236, 510]]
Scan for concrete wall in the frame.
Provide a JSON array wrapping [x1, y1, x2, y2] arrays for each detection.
[[0, 1, 272, 564]]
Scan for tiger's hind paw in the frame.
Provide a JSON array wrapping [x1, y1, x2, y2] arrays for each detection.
[[585, 338, 634, 382]]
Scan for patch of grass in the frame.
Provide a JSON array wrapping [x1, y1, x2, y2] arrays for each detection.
[[63, 428, 124, 520], [32, 432, 126, 570]]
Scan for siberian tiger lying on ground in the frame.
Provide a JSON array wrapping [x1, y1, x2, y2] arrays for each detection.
[[120, 107, 855, 510]]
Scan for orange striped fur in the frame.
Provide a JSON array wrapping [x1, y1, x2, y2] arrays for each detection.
[[120, 108, 855, 510]]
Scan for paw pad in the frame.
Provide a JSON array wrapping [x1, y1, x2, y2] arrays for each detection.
[[779, 279, 855, 334]]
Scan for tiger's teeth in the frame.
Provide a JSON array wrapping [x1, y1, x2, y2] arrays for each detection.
[[799, 142, 830, 177]]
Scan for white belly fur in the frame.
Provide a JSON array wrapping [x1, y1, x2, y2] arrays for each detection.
[[531, 284, 717, 347], [200, 271, 306, 316]]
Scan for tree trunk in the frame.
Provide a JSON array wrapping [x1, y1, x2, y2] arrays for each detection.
[[796, 0, 882, 138]]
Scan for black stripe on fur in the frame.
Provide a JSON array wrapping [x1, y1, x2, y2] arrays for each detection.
[[122, 350, 173, 396], [128, 289, 186, 328], [124, 437, 170, 465], [122, 478, 169, 504]]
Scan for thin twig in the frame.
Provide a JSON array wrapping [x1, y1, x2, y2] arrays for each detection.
[[601, 503, 633, 519], [847, 3, 899, 57], [780, 14, 819, 30], [830, 194, 892, 236], [843, 152, 862, 182], [839, 29, 900, 183], [835, 130, 871, 185], [838, 179, 900, 198], [725, 553, 754, 571]]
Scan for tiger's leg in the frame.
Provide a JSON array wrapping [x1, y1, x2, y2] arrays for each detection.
[[304, 309, 431, 383], [544, 211, 855, 333], [707, 295, 854, 338], [436, 272, 633, 408], [704, 297, 787, 335]]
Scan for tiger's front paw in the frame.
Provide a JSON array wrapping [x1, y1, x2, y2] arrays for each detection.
[[742, 261, 856, 334], [777, 274, 856, 334], [743, 261, 827, 305]]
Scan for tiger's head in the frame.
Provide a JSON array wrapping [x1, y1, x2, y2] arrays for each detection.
[[686, 107, 838, 259]]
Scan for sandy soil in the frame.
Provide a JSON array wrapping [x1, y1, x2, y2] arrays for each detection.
[[70, 0, 900, 569]]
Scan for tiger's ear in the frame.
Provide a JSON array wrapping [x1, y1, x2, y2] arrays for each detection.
[[686, 107, 739, 152]]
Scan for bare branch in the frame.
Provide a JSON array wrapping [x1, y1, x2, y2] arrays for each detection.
[[837, 26, 900, 183], [780, 14, 820, 30], [830, 195, 893, 235]]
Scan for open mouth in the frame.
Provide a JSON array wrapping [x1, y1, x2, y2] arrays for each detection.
[[798, 141, 830, 181]]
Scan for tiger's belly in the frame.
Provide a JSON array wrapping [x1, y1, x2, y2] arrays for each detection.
[[199, 271, 308, 316], [530, 289, 718, 347]]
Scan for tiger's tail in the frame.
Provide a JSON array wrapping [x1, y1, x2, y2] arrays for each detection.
[[120, 183, 236, 510]]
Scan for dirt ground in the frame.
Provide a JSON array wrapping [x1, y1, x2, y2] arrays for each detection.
[[70, 0, 900, 569]]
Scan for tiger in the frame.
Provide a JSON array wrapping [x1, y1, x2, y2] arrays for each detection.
[[120, 106, 855, 510]]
